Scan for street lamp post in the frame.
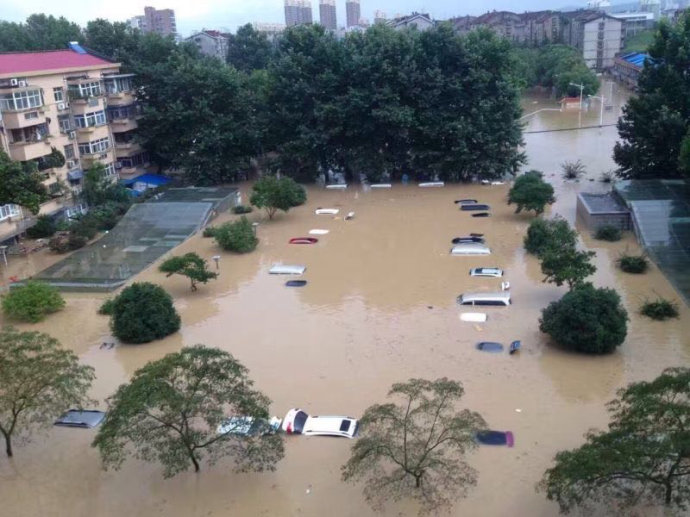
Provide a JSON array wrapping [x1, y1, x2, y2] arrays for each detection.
[[569, 82, 585, 111], [588, 94, 606, 127], [212, 255, 221, 271]]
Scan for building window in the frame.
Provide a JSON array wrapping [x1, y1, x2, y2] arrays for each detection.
[[104, 77, 133, 94], [78, 137, 110, 155], [0, 204, 20, 221], [120, 152, 148, 168], [0, 89, 43, 111], [24, 111, 39, 120], [53, 87, 64, 102], [104, 163, 116, 176], [58, 114, 72, 133], [74, 110, 107, 128], [64, 144, 75, 160], [68, 81, 102, 100]]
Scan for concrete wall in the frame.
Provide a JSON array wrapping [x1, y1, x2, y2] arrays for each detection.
[[582, 17, 623, 70], [576, 195, 632, 231]]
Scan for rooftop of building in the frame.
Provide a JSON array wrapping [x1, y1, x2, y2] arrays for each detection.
[[0, 46, 115, 76], [617, 52, 651, 67], [579, 192, 628, 213]]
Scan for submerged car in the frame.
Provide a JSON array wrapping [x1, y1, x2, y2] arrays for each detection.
[[460, 204, 490, 211], [217, 416, 282, 437], [281, 408, 359, 438], [469, 267, 504, 278]]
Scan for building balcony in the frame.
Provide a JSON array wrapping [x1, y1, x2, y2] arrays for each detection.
[[107, 91, 136, 106], [109, 118, 138, 132], [69, 97, 106, 114], [76, 124, 110, 143], [115, 142, 142, 156], [80, 150, 112, 166], [8, 138, 53, 161], [1, 108, 47, 130]]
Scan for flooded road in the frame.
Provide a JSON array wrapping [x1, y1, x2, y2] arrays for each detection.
[[1, 86, 689, 517]]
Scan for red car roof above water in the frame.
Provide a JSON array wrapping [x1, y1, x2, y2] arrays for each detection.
[[0, 50, 113, 75]]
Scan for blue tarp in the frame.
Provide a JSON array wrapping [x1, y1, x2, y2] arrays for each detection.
[[620, 52, 651, 68], [120, 174, 172, 187]]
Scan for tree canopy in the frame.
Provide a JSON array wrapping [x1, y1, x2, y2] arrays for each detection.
[[159, 253, 218, 291], [213, 217, 259, 253], [0, 150, 48, 214], [540, 247, 596, 288], [539, 283, 628, 354], [524, 217, 578, 257], [540, 367, 690, 513], [93, 345, 283, 477], [342, 378, 486, 514], [0, 14, 82, 52], [227, 24, 274, 72], [614, 12, 690, 179], [508, 171, 556, 215], [1, 280, 65, 323], [250, 175, 306, 219], [0, 327, 94, 457]]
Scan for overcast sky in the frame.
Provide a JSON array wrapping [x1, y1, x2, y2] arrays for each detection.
[[2, 0, 589, 37]]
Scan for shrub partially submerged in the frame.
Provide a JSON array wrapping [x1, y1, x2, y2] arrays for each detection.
[[594, 225, 622, 242], [214, 216, 258, 253], [640, 298, 679, 321], [232, 204, 253, 214], [617, 253, 648, 274]]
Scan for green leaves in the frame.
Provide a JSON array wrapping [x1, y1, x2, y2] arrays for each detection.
[[1, 281, 65, 323], [0, 327, 94, 456], [159, 253, 218, 291], [92, 345, 283, 478], [540, 368, 690, 512], [213, 217, 259, 253], [250, 175, 305, 220], [508, 172, 556, 215], [539, 283, 628, 354], [342, 378, 486, 515], [0, 151, 49, 214]]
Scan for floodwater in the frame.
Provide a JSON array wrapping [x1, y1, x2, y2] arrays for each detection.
[[1, 85, 689, 517]]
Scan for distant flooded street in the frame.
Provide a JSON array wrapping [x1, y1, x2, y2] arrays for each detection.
[[1, 83, 688, 517]]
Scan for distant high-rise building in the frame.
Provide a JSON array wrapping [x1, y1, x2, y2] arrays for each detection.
[[300, 0, 314, 24], [374, 10, 387, 24], [346, 0, 361, 27], [285, 0, 313, 26], [128, 6, 176, 37], [319, 0, 337, 30]]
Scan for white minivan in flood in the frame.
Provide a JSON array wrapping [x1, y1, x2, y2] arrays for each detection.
[[457, 291, 511, 306], [450, 243, 491, 256]]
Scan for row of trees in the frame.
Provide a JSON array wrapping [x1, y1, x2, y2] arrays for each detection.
[[3, 325, 689, 515]]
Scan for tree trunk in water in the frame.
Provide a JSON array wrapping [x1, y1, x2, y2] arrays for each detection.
[[3, 432, 12, 457], [665, 481, 673, 505], [191, 453, 200, 472], [415, 475, 421, 488]]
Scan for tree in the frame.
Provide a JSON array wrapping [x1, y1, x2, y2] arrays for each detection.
[[539, 283, 628, 354], [109, 282, 180, 344], [541, 247, 596, 288], [508, 171, 555, 215], [524, 217, 577, 257], [93, 345, 284, 477], [2, 281, 65, 323], [342, 378, 486, 515], [82, 163, 131, 207], [0, 150, 48, 214], [159, 253, 218, 291], [214, 217, 259, 253], [614, 12, 690, 179], [250, 175, 306, 219], [0, 327, 94, 457], [0, 14, 82, 52], [227, 24, 274, 72], [539, 368, 690, 513]]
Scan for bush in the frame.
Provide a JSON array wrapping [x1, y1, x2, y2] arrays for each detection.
[[49, 234, 71, 253], [250, 175, 306, 219], [594, 225, 622, 242], [1, 280, 65, 323], [214, 216, 258, 253], [524, 217, 577, 257], [98, 298, 115, 315], [110, 283, 180, 344], [507, 172, 556, 215], [26, 215, 56, 239], [232, 204, 253, 214], [67, 233, 88, 250], [599, 170, 615, 183], [561, 160, 586, 180], [70, 216, 98, 240], [540, 283, 628, 354], [640, 298, 679, 321], [202, 226, 217, 238], [617, 253, 648, 274]]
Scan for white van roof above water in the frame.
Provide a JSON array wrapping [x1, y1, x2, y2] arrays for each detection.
[[451, 243, 491, 255]]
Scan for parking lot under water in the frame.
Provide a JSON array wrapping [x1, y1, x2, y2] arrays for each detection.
[[1, 85, 689, 516]]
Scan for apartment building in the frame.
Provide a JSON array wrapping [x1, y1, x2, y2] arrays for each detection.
[[0, 43, 148, 243], [185, 30, 230, 60], [129, 6, 177, 37], [388, 13, 435, 31], [346, 0, 361, 27], [562, 11, 624, 70], [284, 0, 313, 27], [319, 0, 337, 30]]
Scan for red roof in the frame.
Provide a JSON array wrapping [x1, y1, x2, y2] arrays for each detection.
[[0, 50, 114, 76]]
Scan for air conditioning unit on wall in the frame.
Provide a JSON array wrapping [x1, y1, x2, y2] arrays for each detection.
[[68, 131, 76, 140], [114, 161, 122, 169], [57, 102, 66, 110], [10, 78, 18, 86], [18, 80, 27, 87]]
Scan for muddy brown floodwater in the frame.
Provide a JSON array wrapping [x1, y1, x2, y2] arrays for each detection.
[[1, 87, 689, 517]]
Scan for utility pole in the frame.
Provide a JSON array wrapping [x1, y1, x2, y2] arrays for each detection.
[[588, 94, 606, 127], [569, 82, 585, 111]]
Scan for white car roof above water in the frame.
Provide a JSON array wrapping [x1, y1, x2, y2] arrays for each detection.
[[451, 243, 491, 255], [269, 264, 306, 275]]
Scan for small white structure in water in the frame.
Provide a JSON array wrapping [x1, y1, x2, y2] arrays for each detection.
[[460, 313, 488, 323], [309, 229, 329, 235], [326, 184, 347, 190], [269, 264, 306, 275], [370, 183, 392, 189], [418, 182, 444, 187], [315, 208, 339, 215]]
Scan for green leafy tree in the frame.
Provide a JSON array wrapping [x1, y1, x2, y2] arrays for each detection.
[[109, 282, 180, 344], [250, 175, 306, 219], [214, 217, 258, 253], [541, 247, 596, 288], [614, 12, 690, 179], [0, 14, 82, 52], [508, 171, 555, 215], [82, 163, 131, 206], [0, 327, 94, 457], [93, 345, 284, 477], [342, 378, 486, 515], [25, 215, 56, 239], [227, 24, 274, 71], [0, 150, 48, 214], [539, 367, 690, 513], [539, 283, 628, 354], [159, 253, 218, 291], [524, 217, 577, 257], [2, 281, 65, 323]]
